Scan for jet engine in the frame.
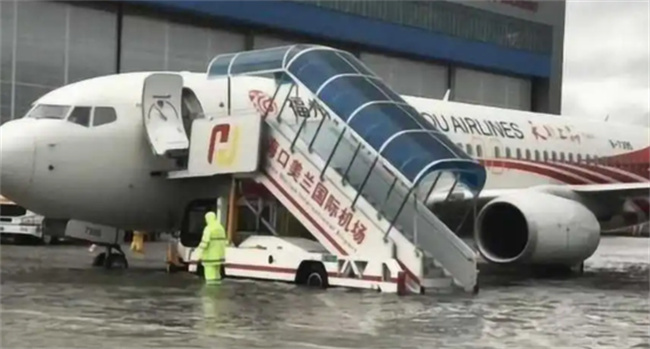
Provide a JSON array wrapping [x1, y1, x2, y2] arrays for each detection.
[[475, 191, 601, 267]]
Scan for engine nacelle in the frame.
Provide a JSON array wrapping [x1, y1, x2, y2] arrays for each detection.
[[475, 191, 601, 266]]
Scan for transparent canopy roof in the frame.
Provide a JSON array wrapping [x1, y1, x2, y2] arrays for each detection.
[[208, 44, 486, 194]]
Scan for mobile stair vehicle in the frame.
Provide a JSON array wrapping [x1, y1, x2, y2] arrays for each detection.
[[151, 45, 487, 295]]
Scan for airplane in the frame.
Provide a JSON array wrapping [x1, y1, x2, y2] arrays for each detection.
[[1, 67, 648, 273]]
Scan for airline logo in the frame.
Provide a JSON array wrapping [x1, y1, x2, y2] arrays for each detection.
[[207, 123, 240, 166], [249, 90, 278, 118]]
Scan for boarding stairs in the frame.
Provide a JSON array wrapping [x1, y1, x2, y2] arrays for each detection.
[[164, 45, 487, 294]]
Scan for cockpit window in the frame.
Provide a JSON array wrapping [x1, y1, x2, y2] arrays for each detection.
[[25, 104, 71, 119], [93, 107, 117, 127], [68, 106, 92, 127]]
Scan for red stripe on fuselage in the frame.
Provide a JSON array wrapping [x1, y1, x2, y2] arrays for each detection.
[[542, 162, 613, 184], [479, 159, 587, 185], [480, 158, 648, 185]]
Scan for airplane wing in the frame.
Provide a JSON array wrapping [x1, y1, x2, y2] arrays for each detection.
[[564, 182, 649, 201], [427, 182, 649, 205], [426, 182, 650, 232]]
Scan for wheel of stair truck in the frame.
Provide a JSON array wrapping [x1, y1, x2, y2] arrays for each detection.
[[307, 270, 326, 288], [104, 253, 128, 269], [296, 261, 328, 289], [92, 252, 106, 267]]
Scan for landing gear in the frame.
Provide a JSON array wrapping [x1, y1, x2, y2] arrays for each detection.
[[575, 262, 585, 275], [92, 245, 129, 269], [41, 234, 55, 245]]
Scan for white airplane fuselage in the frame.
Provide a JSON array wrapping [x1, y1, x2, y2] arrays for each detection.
[[0, 71, 648, 235], [0, 72, 229, 232]]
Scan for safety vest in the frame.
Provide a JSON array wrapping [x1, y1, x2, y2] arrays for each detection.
[[198, 213, 227, 265]]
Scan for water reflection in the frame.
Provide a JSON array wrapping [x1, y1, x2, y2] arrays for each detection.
[[1, 238, 648, 348]]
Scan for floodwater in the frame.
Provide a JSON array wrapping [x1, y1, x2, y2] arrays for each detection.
[[1, 237, 648, 349]]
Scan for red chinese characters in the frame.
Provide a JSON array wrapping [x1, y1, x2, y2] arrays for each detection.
[[277, 149, 290, 168], [529, 122, 581, 144], [288, 159, 302, 181], [266, 136, 366, 245], [268, 138, 279, 158], [336, 208, 366, 244], [350, 220, 366, 244], [311, 182, 328, 206], [529, 121, 547, 141], [301, 171, 315, 193], [323, 195, 340, 218], [337, 208, 353, 231]]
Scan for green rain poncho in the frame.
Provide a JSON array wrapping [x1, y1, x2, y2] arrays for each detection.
[[198, 211, 227, 266]]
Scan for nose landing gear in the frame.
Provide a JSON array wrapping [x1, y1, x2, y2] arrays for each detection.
[[91, 245, 129, 269]]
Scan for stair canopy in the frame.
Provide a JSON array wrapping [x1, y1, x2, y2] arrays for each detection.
[[207, 44, 486, 195]]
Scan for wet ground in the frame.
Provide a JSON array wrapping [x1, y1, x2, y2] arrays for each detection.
[[1, 237, 648, 349]]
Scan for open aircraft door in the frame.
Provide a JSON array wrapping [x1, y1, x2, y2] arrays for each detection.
[[142, 73, 189, 157]]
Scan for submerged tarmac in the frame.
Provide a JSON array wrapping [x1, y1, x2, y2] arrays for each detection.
[[1, 237, 648, 349]]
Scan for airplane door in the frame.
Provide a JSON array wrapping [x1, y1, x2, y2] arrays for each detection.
[[142, 73, 189, 157]]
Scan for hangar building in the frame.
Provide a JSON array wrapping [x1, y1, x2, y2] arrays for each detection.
[[0, 0, 565, 124]]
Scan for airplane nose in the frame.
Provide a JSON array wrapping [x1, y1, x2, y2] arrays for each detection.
[[0, 121, 35, 199]]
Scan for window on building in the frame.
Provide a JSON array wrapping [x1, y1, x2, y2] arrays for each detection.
[[93, 107, 117, 127], [302, 0, 553, 54], [121, 13, 246, 73], [453, 67, 532, 111], [68, 106, 92, 127], [253, 34, 295, 49], [1, 2, 118, 123], [360, 52, 449, 99], [67, 5, 119, 84]]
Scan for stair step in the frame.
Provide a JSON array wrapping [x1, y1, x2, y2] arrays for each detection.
[[423, 266, 445, 278], [424, 258, 443, 269], [421, 277, 453, 289]]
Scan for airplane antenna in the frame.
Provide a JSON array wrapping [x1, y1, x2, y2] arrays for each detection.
[[442, 89, 451, 102], [604, 114, 610, 122]]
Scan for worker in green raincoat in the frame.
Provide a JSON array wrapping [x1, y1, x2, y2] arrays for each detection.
[[198, 211, 227, 285]]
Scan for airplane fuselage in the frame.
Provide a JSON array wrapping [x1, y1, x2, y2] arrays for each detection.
[[0, 72, 648, 234]]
